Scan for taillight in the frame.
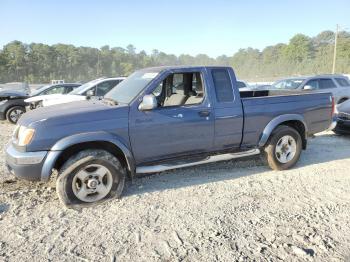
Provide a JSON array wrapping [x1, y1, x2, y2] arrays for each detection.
[[331, 96, 335, 116]]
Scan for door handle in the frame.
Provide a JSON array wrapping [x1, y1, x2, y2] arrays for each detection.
[[198, 110, 210, 117]]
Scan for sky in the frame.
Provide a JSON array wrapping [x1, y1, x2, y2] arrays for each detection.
[[1, 0, 349, 57]]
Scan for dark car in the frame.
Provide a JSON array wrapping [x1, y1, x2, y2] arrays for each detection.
[[334, 100, 350, 135], [0, 83, 81, 124]]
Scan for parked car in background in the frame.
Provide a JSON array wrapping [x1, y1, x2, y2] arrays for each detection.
[[5, 66, 334, 208], [334, 99, 350, 135], [25, 77, 125, 108], [0, 82, 30, 94], [268, 75, 350, 104], [236, 80, 250, 89], [0, 83, 81, 124]]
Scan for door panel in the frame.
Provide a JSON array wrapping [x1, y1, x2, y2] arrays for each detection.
[[129, 104, 214, 164]]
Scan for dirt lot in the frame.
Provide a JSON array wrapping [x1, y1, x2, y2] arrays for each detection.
[[1, 121, 350, 261]]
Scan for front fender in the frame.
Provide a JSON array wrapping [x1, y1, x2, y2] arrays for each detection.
[[41, 131, 135, 181], [258, 114, 308, 147]]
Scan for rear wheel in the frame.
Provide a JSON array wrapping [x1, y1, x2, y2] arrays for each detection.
[[6, 106, 25, 124], [262, 125, 302, 170], [56, 150, 126, 209]]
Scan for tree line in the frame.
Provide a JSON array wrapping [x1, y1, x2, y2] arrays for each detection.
[[0, 30, 349, 83]]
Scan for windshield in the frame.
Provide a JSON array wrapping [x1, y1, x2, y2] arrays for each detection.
[[31, 85, 51, 95], [272, 79, 304, 90], [69, 79, 103, 95], [104, 70, 160, 104]]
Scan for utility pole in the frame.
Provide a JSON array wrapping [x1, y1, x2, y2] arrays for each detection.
[[332, 24, 339, 74]]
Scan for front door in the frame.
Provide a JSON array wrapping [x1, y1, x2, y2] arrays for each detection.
[[129, 70, 214, 164]]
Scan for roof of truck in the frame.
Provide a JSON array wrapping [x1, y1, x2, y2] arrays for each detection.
[[140, 65, 230, 72]]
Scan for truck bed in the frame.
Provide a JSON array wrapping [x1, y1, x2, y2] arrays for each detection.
[[240, 92, 333, 147]]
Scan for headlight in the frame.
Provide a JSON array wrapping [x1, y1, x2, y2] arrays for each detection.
[[16, 126, 35, 146], [0, 99, 8, 105]]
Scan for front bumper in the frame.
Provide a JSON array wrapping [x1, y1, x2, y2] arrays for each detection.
[[5, 143, 47, 181]]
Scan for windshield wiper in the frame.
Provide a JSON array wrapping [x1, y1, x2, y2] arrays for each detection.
[[102, 97, 118, 106]]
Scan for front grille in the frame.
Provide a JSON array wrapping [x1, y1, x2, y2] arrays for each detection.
[[338, 112, 350, 121]]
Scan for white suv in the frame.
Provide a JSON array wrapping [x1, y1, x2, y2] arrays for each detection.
[[272, 75, 350, 104]]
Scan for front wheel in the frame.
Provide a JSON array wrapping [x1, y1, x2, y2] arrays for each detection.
[[56, 150, 126, 209], [6, 106, 25, 124], [262, 125, 302, 170]]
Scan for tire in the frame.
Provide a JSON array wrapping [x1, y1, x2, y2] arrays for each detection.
[[6, 106, 25, 124], [262, 125, 302, 170], [56, 150, 126, 209]]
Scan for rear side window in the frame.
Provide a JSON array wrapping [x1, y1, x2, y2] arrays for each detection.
[[319, 79, 336, 89], [335, 78, 350, 87], [212, 69, 234, 102]]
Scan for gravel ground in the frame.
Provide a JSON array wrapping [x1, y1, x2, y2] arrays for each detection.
[[1, 121, 350, 261]]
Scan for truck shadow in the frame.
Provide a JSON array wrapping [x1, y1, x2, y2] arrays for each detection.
[[124, 133, 350, 197]]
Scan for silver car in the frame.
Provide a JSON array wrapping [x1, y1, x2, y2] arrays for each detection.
[[272, 75, 350, 104]]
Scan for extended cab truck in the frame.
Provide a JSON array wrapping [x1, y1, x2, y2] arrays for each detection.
[[5, 66, 334, 208]]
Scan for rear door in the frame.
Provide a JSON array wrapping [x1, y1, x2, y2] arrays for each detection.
[[209, 68, 244, 150]]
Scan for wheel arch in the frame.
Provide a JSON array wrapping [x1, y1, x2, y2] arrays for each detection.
[[337, 97, 349, 104], [258, 114, 308, 150], [41, 132, 135, 181]]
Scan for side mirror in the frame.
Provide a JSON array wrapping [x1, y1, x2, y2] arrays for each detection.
[[138, 94, 157, 111], [86, 89, 95, 97], [303, 85, 314, 90]]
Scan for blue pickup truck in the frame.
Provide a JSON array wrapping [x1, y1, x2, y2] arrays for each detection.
[[5, 66, 334, 207]]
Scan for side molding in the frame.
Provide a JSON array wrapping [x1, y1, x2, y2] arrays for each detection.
[[41, 131, 135, 181], [258, 114, 308, 147]]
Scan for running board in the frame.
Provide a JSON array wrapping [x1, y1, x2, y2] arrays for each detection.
[[136, 149, 260, 174]]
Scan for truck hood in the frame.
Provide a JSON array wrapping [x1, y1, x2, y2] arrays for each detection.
[[18, 100, 128, 128]]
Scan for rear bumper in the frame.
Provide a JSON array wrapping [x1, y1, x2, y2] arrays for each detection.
[[334, 119, 350, 134], [5, 143, 47, 181]]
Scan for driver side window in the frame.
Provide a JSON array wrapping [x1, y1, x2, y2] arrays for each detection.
[[152, 72, 205, 108]]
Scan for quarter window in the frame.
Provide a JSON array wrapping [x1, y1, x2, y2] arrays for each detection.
[[212, 69, 234, 102], [319, 79, 336, 89], [335, 78, 350, 87]]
